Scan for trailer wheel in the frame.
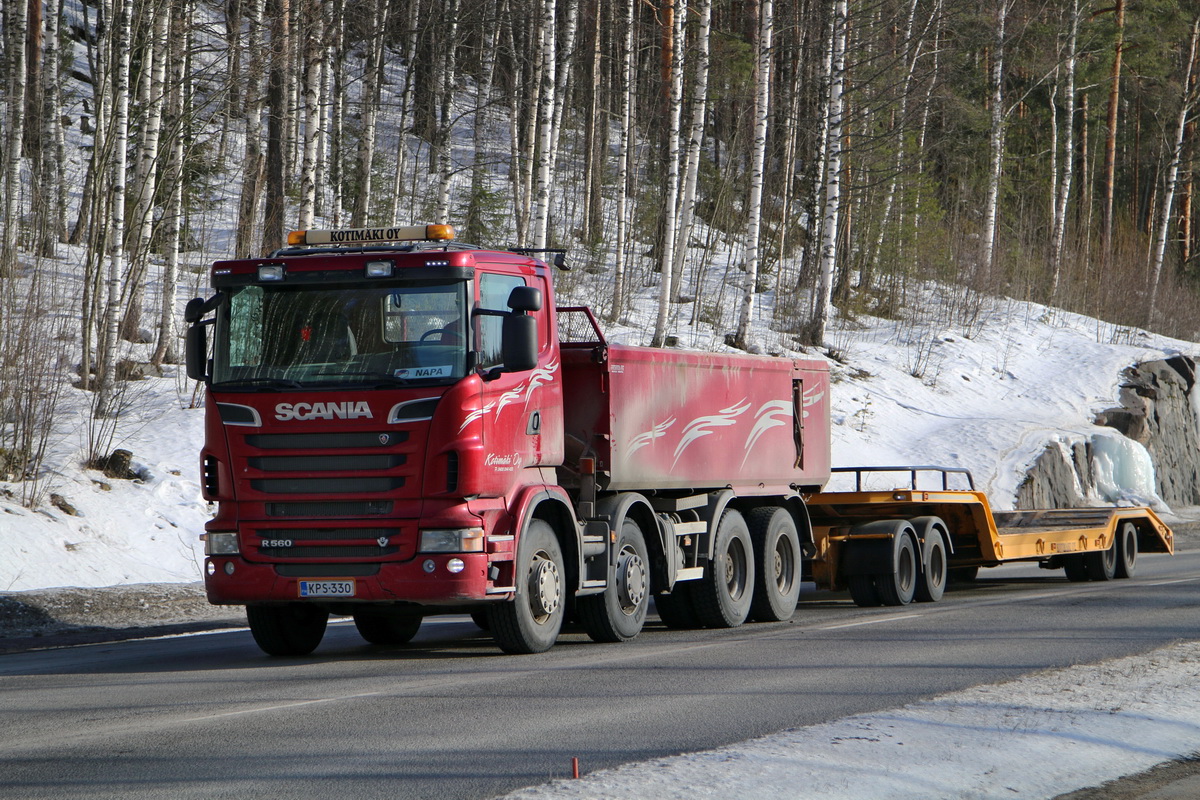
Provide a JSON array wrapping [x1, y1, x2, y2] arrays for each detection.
[[246, 604, 328, 657], [915, 531, 947, 603], [578, 519, 650, 642], [875, 532, 918, 606], [747, 507, 802, 622], [1063, 555, 1090, 582], [1115, 522, 1138, 579], [847, 574, 882, 607], [489, 520, 566, 654], [693, 509, 755, 628], [353, 608, 423, 645], [654, 585, 700, 629], [1085, 538, 1117, 582]]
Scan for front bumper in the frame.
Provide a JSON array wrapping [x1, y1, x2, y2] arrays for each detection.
[[204, 552, 495, 606]]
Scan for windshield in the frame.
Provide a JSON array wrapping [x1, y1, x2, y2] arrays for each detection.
[[212, 281, 469, 388]]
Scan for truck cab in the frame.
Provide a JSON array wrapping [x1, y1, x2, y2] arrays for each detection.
[[188, 226, 574, 655]]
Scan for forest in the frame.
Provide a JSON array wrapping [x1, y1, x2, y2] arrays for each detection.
[[1, 0, 1200, 498]]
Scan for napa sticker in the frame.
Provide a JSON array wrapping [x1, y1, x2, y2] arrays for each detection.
[[394, 365, 451, 379]]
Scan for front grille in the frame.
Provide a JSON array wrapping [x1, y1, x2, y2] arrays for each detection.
[[266, 500, 393, 517], [255, 527, 403, 560], [276, 564, 381, 577], [259, 544, 400, 558], [248, 454, 406, 472], [251, 476, 404, 494], [245, 431, 409, 449]]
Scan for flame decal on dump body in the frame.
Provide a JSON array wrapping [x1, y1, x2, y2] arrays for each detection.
[[740, 400, 793, 469], [671, 400, 752, 468], [458, 359, 559, 433], [627, 417, 677, 458], [802, 385, 825, 418]]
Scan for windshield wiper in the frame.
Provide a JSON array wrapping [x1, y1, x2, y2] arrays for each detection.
[[212, 377, 306, 391]]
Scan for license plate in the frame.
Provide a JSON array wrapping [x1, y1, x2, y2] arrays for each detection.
[[298, 580, 355, 598]]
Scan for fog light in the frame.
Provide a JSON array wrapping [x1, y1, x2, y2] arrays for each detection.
[[447, 558, 465, 573], [224, 561, 235, 576], [206, 561, 216, 576], [423, 559, 436, 573]]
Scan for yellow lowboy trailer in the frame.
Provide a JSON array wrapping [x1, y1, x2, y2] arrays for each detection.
[[803, 467, 1175, 607]]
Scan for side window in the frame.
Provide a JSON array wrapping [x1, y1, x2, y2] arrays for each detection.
[[477, 273, 526, 369], [228, 286, 264, 366]]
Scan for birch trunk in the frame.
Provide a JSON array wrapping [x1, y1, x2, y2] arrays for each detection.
[[810, 0, 847, 348], [96, 0, 133, 419], [2, 0, 28, 277], [390, 0, 419, 222], [434, 0, 461, 222], [1147, 18, 1200, 324], [297, 0, 324, 229], [734, 0, 773, 349], [351, 0, 391, 227], [1101, 0, 1125, 269], [671, 0, 712, 299], [261, 0, 290, 254], [650, 0, 686, 348], [1050, 0, 1080, 300], [235, 0, 266, 257], [38, 0, 66, 255], [531, 0, 558, 250], [980, 2, 1009, 278], [153, 0, 188, 367], [608, 0, 636, 323]]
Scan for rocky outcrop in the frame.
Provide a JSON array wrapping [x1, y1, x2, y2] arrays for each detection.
[[1017, 355, 1200, 510]]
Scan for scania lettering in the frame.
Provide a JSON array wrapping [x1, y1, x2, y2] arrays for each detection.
[[185, 225, 1174, 657]]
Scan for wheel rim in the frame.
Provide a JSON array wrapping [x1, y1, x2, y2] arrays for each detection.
[[773, 535, 795, 594], [528, 551, 562, 621], [724, 539, 749, 601], [616, 544, 647, 615]]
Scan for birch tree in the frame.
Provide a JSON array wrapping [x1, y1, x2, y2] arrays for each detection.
[[650, 0, 686, 348], [297, 0, 324, 230], [734, 0, 774, 349], [2, 0, 28, 277], [979, 1, 1011, 278], [671, 0, 712, 300], [1147, 17, 1200, 324], [1049, 0, 1081, 300], [235, 0, 266, 257], [350, 0, 391, 227], [608, 0, 637, 323], [153, 0, 189, 367], [96, 0, 133, 419], [810, 0, 847, 348], [531, 0, 559, 250]]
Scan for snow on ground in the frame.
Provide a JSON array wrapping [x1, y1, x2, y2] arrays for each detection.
[[1, 279, 1198, 799], [500, 639, 1200, 800]]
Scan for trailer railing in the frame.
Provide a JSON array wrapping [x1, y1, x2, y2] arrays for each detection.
[[831, 465, 976, 492]]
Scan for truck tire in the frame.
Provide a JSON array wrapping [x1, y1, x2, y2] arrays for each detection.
[[246, 604, 328, 657], [747, 506, 802, 622], [693, 508, 755, 628], [1115, 522, 1138, 579], [654, 585, 700, 628], [1085, 538, 1117, 581], [488, 520, 566, 654], [915, 530, 947, 603], [847, 574, 882, 607], [353, 608, 423, 645], [578, 519, 650, 642], [875, 531, 918, 606]]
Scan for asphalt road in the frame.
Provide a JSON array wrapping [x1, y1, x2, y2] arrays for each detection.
[[2, 550, 1198, 800]]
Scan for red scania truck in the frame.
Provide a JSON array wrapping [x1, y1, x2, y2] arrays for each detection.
[[185, 225, 1174, 656]]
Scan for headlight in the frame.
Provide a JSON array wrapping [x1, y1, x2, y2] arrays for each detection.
[[419, 528, 484, 553], [203, 532, 240, 555]]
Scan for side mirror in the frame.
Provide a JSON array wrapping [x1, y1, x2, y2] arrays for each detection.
[[507, 286, 543, 313], [184, 297, 207, 324], [186, 323, 209, 381], [501, 314, 538, 373]]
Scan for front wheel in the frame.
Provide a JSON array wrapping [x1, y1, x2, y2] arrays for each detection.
[[246, 604, 328, 657], [692, 508, 755, 628], [489, 520, 566, 654], [578, 519, 650, 642]]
